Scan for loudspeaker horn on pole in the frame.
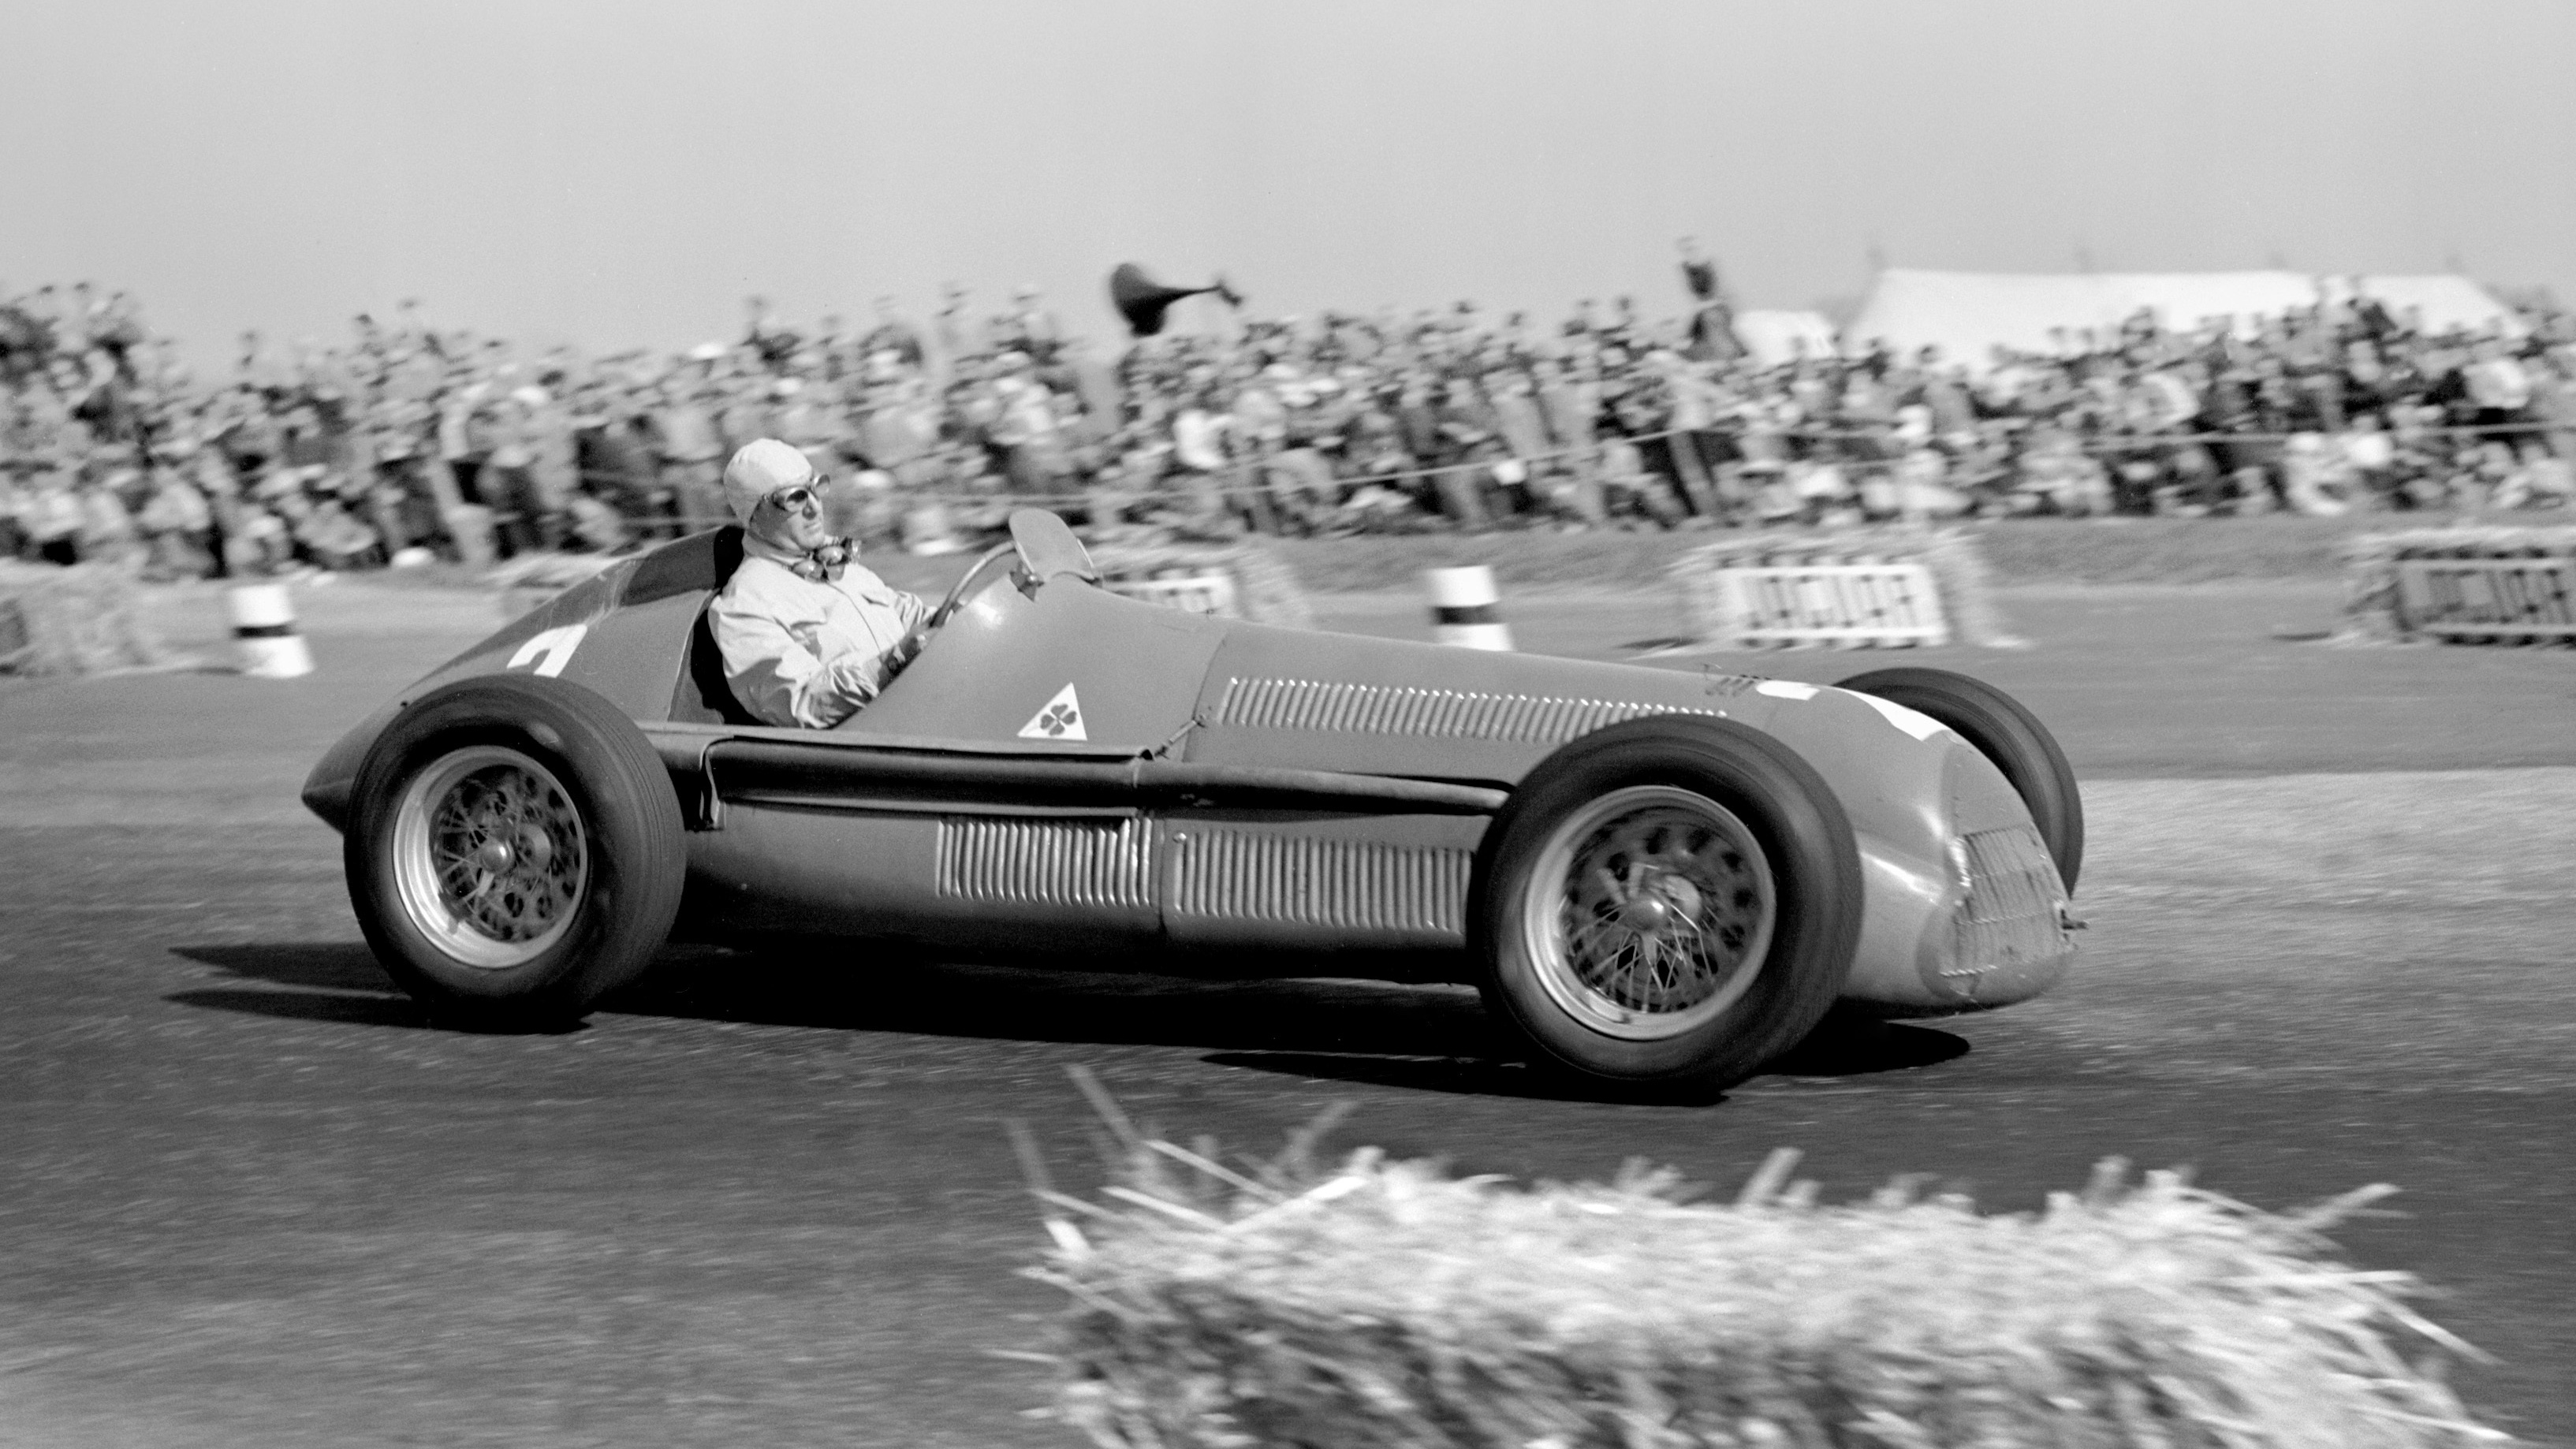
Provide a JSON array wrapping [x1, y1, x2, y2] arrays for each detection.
[[1109, 263, 1243, 337]]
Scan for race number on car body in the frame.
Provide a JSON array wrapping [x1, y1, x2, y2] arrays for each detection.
[[1017, 683, 1087, 740], [507, 624, 588, 679]]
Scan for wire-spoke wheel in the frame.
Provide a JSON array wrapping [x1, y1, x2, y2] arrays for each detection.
[[392, 746, 591, 970], [1524, 786, 1776, 1041], [1471, 716, 1861, 1090], [346, 673, 686, 1026]]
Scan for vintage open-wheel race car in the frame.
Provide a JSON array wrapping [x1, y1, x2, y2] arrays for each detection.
[[302, 509, 2084, 1090]]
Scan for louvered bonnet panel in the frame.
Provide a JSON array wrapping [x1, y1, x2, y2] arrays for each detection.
[[1210, 677, 1715, 743]]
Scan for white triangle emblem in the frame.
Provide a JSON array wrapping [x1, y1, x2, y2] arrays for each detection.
[[1017, 683, 1087, 740]]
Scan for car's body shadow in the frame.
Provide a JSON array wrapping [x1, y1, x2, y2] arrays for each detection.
[[168, 985, 433, 1030], [1208, 1012, 1970, 1103], [170, 941, 1501, 1053], [169, 941, 1970, 1102]]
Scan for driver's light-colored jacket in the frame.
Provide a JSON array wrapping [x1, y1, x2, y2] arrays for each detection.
[[710, 549, 930, 728]]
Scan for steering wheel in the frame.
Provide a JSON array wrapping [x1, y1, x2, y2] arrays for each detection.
[[925, 541, 1021, 633], [922, 510, 1100, 633]]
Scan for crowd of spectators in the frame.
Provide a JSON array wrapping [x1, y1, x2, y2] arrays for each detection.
[[6, 259, 2574, 579]]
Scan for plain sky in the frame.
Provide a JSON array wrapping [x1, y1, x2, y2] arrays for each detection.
[[8, 0, 2572, 365]]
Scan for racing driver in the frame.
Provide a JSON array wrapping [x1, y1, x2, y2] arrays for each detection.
[[708, 438, 930, 728]]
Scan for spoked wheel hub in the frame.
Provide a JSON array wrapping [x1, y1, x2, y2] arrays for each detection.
[[390, 745, 590, 970], [1520, 784, 1776, 1041]]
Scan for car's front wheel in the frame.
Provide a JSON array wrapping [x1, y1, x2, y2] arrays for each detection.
[[1469, 716, 1862, 1090], [345, 674, 686, 1026]]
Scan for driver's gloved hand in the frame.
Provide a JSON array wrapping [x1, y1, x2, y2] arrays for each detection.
[[822, 653, 888, 708]]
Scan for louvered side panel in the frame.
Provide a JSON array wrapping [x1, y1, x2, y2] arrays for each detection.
[[1171, 830, 1470, 934], [934, 818, 1154, 909]]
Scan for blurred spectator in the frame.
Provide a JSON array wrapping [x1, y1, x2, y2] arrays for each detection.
[[859, 295, 927, 372], [137, 460, 214, 579], [651, 374, 729, 530], [932, 283, 982, 367], [24, 471, 84, 564], [7, 270, 2574, 579], [1679, 237, 1743, 364]]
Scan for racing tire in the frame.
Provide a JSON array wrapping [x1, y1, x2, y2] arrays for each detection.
[[1832, 666, 2084, 892], [344, 673, 686, 1027], [1469, 715, 1863, 1091]]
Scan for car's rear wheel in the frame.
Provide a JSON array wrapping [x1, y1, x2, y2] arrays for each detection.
[[1832, 666, 2083, 891], [346, 674, 685, 1026], [1470, 716, 1862, 1090]]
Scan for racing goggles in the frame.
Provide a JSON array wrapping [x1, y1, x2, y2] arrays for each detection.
[[764, 479, 825, 515]]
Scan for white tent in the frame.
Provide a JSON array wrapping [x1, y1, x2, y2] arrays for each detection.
[[1845, 270, 2317, 363], [1843, 268, 2526, 367], [2323, 274, 2529, 340], [1731, 309, 1840, 367]]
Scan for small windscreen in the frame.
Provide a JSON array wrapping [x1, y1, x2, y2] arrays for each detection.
[[1007, 509, 1098, 584]]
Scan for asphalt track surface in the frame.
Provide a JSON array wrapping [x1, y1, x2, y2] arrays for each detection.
[[5, 579, 2574, 1447]]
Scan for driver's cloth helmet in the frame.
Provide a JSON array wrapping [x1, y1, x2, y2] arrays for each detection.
[[722, 438, 818, 524]]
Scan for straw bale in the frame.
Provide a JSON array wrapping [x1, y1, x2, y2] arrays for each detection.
[[1030, 1138, 2507, 1448], [0, 561, 166, 676], [1668, 527, 2023, 650]]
